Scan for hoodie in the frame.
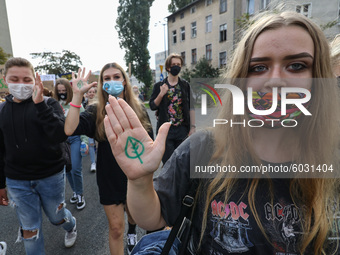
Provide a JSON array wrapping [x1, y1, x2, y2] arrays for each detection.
[[0, 95, 68, 189]]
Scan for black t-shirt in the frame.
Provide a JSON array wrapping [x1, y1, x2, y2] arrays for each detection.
[[154, 132, 340, 254]]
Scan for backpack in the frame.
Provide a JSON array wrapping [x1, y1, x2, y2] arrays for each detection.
[[0, 97, 72, 172]]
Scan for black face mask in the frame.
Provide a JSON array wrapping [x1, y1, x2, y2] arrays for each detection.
[[169, 65, 181, 76], [58, 93, 67, 100]]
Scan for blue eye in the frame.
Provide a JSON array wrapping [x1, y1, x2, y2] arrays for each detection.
[[288, 63, 306, 71], [249, 65, 267, 73]]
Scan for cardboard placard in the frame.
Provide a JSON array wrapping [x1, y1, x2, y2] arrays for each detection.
[[88, 74, 99, 84], [42, 80, 54, 91]]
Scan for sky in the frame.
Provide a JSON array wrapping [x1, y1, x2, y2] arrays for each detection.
[[5, 0, 171, 73]]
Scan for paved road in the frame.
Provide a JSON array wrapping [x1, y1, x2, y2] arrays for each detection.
[[0, 107, 215, 255]]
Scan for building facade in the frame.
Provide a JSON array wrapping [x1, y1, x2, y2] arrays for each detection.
[[0, 0, 13, 56], [166, 0, 340, 71], [167, 0, 242, 70]]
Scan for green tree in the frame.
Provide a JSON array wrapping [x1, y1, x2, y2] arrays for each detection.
[[30, 50, 82, 75], [191, 57, 220, 79], [0, 47, 11, 65], [168, 0, 192, 13], [116, 0, 154, 98], [188, 57, 220, 104], [181, 67, 192, 82]]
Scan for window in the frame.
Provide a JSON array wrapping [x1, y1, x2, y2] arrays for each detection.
[[296, 3, 311, 17], [219, 51, 227, 68], [247, 0, 255, 15], [206, 0, 212, 6], [171, 16, 176, 23], [261, 0, 271, 10], [192, 49, 197, 64], [180, 27, 185, 41], [181, 52, 186, 65], [206, 15, 212, 33], [219, 24, 227, 42], [191, 6, 196, 13], [180, 12, 184, 19], [191, 22, 197, 38], [220, 0, 227, 13], [172, 30, 177, 44], [206, 44, 212, 60]]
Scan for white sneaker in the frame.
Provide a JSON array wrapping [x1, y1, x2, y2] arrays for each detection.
[[90, 163, 96, 172], [70, 192, 77, 204], [76, 195, 86, 210], [65, 217, 77, 248], [0, 242, 7, 255]]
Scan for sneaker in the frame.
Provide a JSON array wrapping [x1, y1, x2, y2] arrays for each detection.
[[90, 163, 96, 172], [0, 242, 7, 255], [65, 217, 77, 248], [70, 192, 77, 204], [127, 233, 137, 254], [76, 195, 86, 210]]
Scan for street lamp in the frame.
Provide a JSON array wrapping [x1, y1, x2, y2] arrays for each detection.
[[154, 20, 167, 59]]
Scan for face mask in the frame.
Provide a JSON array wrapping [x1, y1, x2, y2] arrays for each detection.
[[102, 80, 124, 97], [7, 83, 34, 100], [58, 93, 67, 100], [169, 66, 181, 76], [247, 91, 310, 128]]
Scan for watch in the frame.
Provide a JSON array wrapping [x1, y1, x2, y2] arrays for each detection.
[[191, 124, 196, 128]]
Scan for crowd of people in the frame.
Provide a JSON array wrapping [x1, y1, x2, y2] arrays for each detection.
[[1, 8, 340, 255]]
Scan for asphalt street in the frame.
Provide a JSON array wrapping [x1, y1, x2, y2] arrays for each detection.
[[0, 107, 215, 255]]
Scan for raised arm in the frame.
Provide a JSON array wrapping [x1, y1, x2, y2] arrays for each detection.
[[64, 68, 97, 136], [104, 95, 170, 230]]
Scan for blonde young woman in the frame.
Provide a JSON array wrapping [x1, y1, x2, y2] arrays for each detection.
[[64, 63, 153, 255], [103, 11, 340, 255]]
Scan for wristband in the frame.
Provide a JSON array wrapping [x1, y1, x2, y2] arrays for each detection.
[[70, 103, 81, 108]]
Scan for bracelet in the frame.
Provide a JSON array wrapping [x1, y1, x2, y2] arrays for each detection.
[[70, 103, 81, 108]]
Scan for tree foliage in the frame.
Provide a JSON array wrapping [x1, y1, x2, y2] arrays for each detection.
[[168, 0, 192, 13], [30, 50, 82, 75], [0, 47, 11, 65], [183, 57, 220, 104], [116, 0, 154, 97], [191, 57, 220, 78]]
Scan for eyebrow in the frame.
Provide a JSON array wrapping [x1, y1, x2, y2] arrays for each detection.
[[250, 52, 314, 62]]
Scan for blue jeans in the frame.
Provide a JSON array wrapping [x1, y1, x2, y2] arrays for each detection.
[[67, 135, 84, 195], [131, 230, 180, 255], [6, 170, 75, 255], [88, 138, 96, 164]]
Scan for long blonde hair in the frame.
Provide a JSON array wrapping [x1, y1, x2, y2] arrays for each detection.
[[95, 62, 151, 141], [201, 11, 340, 254]]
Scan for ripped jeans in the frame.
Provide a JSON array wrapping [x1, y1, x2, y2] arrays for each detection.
[[6, 170, 75, 255]]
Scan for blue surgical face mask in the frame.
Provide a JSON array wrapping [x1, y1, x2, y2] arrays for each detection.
[[102, 80, 124, 97]]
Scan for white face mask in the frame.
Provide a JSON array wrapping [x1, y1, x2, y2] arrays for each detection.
[[7, 83, 34, 100]]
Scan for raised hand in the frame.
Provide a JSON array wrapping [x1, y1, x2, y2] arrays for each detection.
[[32, 73, 44, 104], [71, 67, 97, 96], [104, 96, 170, 180], [160, 83, 169, 97]]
